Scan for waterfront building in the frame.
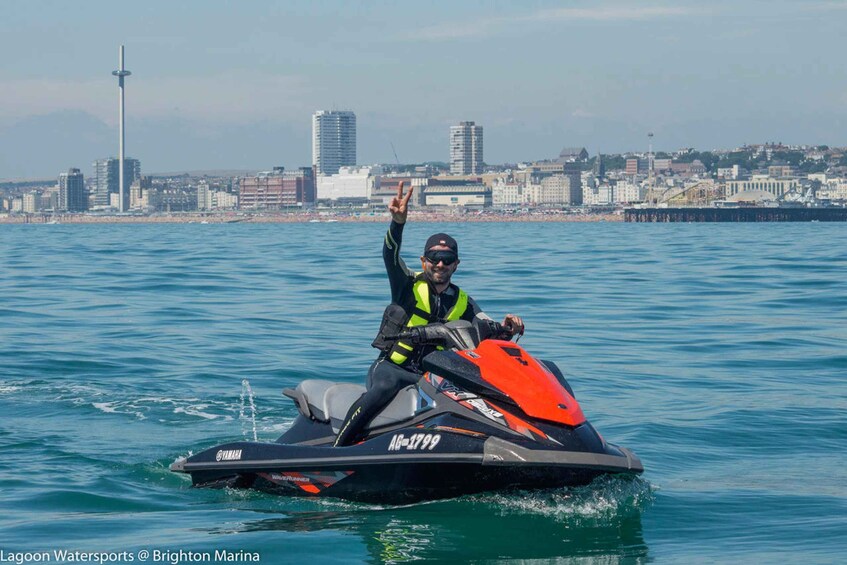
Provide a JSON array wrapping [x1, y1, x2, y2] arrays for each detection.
[[92, 157, 140, 209], [768, 165, 795, 178], [214, 191, 239, 209], [583, 184, 615, 205], [239, 167, 316, 209], [653, 158, 672, 172], [197, 181, 238, 212], [197, 181, 213, 211], [527, 175, 582, 206], [725, 175, 799, 199], [58, 168, 87, 212], [563, 162, 583, 204], [312, 110, 356, 175], [371, 176, 428, 208], [316, 165, 382, 200], [197, 182, 239, 210], [424, 184, 490, 208], [614, 180, 647, 203], [44, 189, 59, 211], [819, 180, 847, 200], [450, 121, 483, 175], [583, 185, 600, 205], [524, 161, 564, 176], [598, 185, 615, 205], [129, 177, 152, 210], [594, 154, 606, 179], [670, 160, 706, 176], [138, 182, 197, 212], [22, 191, 42, 213], [492, 180, 526, 207], [717, 165, 741, 180]]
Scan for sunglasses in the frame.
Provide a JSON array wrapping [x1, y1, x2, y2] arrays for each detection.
[[423, 250, 458, 266]]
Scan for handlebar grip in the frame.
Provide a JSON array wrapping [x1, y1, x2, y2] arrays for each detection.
[[397, 327, 423, 344], [483, 319, 511, 340]]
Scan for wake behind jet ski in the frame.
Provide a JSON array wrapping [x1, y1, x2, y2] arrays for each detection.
[[171, 320, 643, 504]]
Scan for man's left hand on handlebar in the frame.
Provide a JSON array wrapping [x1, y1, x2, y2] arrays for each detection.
[[502, 314, 525, 337]]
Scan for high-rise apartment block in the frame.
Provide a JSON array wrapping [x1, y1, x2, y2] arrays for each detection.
[[93, 158, 140, 209], [58, 168, 87, 212], [22, 191, 42, 213], [450, 121, 483, 175], [312, 110, 356, 175]]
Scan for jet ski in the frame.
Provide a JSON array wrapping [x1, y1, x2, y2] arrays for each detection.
[[171, 320, 643, 504]]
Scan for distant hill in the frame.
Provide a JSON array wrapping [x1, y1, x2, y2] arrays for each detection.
[[0, 110, 112, 181], [145, 169, 260, 178], [0, 110, 310, 181]]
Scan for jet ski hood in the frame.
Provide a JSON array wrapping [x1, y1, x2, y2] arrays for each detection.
[[423, 340, 586, 426]]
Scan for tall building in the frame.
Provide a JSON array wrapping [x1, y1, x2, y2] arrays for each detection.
[[58, 168, 87, 212], [625, 158, 642, 176], [563, 162, 583, 205], [92, 158, 140, 208], [594, 154, 606, 180], [450, 121, 483, 175], [22, 191, 42, 213], [130, 176, 153, 210], [312, 110, 356, 175]]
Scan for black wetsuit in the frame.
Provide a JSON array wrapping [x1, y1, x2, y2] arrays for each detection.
[[334, 220, 489, 447]]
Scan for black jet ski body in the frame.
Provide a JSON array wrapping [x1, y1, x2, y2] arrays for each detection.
[[171, 321, 643, 504]]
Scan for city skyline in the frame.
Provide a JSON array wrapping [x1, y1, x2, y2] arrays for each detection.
[[1, 0, 846, 179]]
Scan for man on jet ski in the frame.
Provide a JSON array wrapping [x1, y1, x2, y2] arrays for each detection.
[[334, 181, 524, 447]]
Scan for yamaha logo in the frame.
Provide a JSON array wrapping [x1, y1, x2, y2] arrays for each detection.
[[215, 449, 242, 462]]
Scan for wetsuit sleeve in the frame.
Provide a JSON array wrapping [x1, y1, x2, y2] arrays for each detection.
[[383, 220, 415, 302], [463, 296, 492, 323]]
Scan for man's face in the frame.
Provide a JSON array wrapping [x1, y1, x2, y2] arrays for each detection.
[[421, 245, 459, 285]]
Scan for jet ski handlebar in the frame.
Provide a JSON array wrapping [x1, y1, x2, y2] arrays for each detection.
[[397, 319, 512, 350]]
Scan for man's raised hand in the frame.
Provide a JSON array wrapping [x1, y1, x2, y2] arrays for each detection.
[[389, 181, 414, 224]]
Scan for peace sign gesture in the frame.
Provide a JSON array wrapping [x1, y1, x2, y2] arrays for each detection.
[[389, 181, 414, 224]]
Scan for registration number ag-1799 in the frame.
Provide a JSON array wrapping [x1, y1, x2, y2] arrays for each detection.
[[387, 433, 441, 451]]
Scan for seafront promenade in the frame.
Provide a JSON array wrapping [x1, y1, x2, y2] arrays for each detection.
[[0, 211, 623, 224]]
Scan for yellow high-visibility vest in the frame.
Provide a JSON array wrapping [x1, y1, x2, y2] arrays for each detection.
[[388, 278, 468, 366]]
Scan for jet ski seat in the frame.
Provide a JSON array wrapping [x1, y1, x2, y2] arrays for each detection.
[[283, 380, 420, 433]]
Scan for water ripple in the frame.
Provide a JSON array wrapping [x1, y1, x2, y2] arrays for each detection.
[[1, 222, 845, 561]]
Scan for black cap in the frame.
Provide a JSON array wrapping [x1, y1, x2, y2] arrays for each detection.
[[424, 233, 458, 254]]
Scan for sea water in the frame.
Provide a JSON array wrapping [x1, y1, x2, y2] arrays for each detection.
[[0, 221, 845, 563]]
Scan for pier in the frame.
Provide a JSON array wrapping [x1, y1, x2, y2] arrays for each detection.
[[625, 207, 847, 222]]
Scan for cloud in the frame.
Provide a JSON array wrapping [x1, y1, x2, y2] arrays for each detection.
[[411, 5, 699, 41], [802, 1, 847, 11], [571, 109, 596, 119]]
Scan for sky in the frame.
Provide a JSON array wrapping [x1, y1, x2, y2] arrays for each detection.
[[1, 0, 846, 179]]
